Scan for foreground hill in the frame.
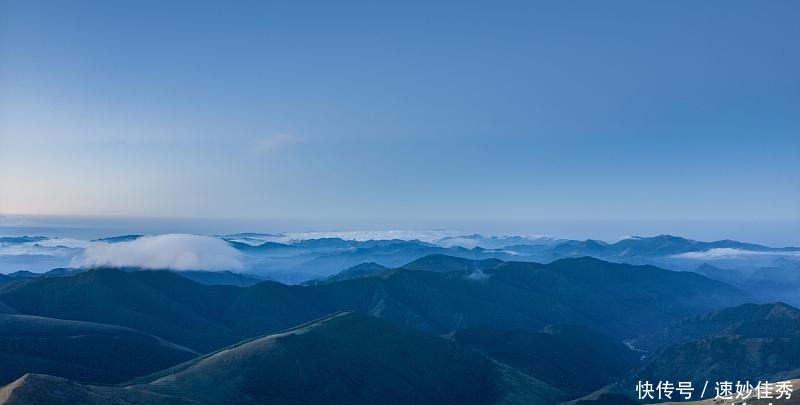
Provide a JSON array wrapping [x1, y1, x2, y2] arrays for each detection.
[[0, 374, 194, 405], [0, 314, 196, 385], [0, 269, 244, 352], [0, 256, 748, 355], [0, 313, 564, 405]]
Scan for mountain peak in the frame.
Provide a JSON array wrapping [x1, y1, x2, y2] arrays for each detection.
[[130, 311, 564, 405], [548, 256, 610, 267], [402, 254, 503, 273]]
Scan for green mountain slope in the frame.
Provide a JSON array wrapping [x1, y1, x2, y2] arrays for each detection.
[[0, 269, 243, 352], [1, 313, 565, 405], [401, 254, 504, 272], [453, 324, 640, 399], [0, 374, 194, 405], [0, 256, 748, 354], [628, 303, 800, 390], [0, 314, 196, 385]]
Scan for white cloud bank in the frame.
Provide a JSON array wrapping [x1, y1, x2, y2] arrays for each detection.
[[674, 248, 800, 260], [71, 234, 242, 271], [222, 230, 465, 245]]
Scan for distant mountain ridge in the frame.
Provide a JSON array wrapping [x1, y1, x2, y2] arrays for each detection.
[[4, 233, 797, 287], [0, 267, 263, 288], [221, 233, 800, 284]]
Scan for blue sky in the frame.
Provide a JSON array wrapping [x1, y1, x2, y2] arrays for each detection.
[[1, 1, 798, 236]]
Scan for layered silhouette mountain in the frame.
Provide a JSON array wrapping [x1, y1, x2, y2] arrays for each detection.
[[6, 234, 797, 285], [176, 270, 264, 287], [693, 263, 800, 306], [0, 256, 748, 355], [231, 238, 500, 283], [307, 262, 389, 284], [401, 254, 503, 272], [0, 267, 263, 288], [0, 268, 82, 287], [0, 236, 47, 244], [90, 234, 143, 243], [0, 269, 244, 352], [693, 263, 748, 287], [0, 313, 564, 405]]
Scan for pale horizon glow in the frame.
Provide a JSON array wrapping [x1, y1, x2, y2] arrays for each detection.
[[1, 1, 798, 236]]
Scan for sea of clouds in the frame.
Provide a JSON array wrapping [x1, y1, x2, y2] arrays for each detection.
[[70, 234, 242, 271]]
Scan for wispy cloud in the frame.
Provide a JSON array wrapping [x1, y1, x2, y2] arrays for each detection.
[[0, 238, 93, 257], [71, 234, 242, 270], [221, 230, 464, 245], [252, 133, 299, 154], [674, 248, 800, 260], [464, 268, 491, 282]]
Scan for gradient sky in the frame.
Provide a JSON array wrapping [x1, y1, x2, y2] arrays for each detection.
[[1, 1, 799, 230]]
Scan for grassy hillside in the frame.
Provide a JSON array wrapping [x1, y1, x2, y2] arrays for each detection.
[[453, 324, 639, 399], [0, 314, 196, 385], [1, 313, 565, 405], [627, 303, 800, 393], [0, 269, 244, 352]]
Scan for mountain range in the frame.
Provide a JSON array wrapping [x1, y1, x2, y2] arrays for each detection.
[[0, 253, 797, 404], [3, 233, 798, 286], [225, 234, 799, 283], [0, 256, 748, 352]]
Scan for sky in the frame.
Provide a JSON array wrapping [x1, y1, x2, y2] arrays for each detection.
[[0, 1, 798, 242]]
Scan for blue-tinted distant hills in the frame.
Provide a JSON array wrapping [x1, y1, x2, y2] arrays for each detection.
[[306, 262, 390, 285], [0, 268, 83, 287], [2, 232, 797, 303], [0, 236, 47, 244], [229, 238, 505, 283], [434, 234, 564, 249], [0, 266, 263, 288], [222, 234, 800, 283], [176, 270, 264, 287], [90, 234, 143, 243], [4, 232, 797, 278]]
